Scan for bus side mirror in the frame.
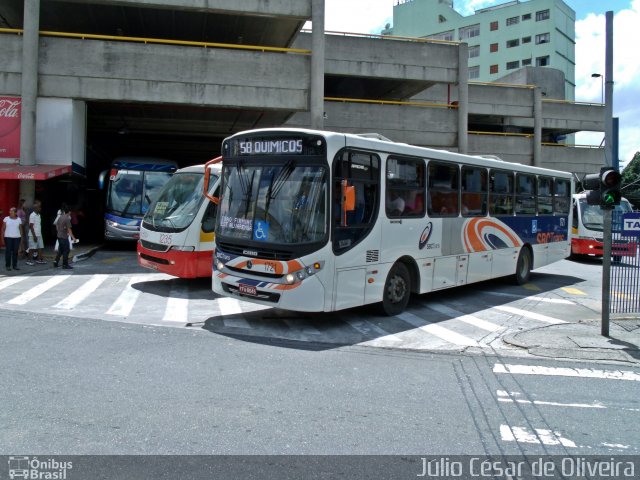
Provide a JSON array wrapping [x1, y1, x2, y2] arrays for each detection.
[[341, 180, 355, 226], [98, 170, 108, 190], [204, 156, 222, 204]]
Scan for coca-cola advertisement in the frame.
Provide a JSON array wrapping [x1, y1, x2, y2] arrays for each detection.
[[0, 96, 21, 159]]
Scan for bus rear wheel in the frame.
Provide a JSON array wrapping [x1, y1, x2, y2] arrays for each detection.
[[514, 247, 532, 285], [381, 262, 411, 316]]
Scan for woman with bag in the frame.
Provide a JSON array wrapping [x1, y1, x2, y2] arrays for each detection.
[[2, 207, 24, 271]]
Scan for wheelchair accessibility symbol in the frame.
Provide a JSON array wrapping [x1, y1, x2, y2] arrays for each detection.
[[253, 221, 270, 241]]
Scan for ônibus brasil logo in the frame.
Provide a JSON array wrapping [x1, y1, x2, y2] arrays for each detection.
[[418, 222, 433, 250], [8, 456, 73, 479]]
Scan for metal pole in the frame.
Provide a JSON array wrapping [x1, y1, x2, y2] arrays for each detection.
[[310, 0, 325, 130], [601, 10, 614, 337]]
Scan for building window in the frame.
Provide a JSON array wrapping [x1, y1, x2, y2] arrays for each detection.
[[490, 64, 499, 74], [535, 32, 550, 44], [439, 15, 447, 23], [490, 43, 499, 53], [536, 9, 550, 21], [490, 21, 499, 31], [468, 45, 480, 58], [522, 13, 532, 21], [427, 30, 454, 41], [468, 66, 480, 79], [506, 60, 520, 70], [506, 39, 520, 48], [459, 23, 480, 40], [506, 16, 519, 26], [536, 55, 550, 66], [522, 36, 531, 43], [522, 58, 532, 66]]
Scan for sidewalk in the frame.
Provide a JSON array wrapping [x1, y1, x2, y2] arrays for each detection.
[[0, 242, 102, 277], [503, 318, 640, 364]]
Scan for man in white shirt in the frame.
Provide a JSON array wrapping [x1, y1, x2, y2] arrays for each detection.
[[27, 201, 46, 265]]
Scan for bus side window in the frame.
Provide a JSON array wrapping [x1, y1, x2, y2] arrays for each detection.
[[427, 161, 459, 216], [202, 191, 218, 233], [572, 202, 579, 229]]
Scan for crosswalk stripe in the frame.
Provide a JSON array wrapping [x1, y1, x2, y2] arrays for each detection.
[[484, 291, 575, 305], [54, 274, 108, 310], [347, 319, 402, 342], [106, 276, 148, 316], [0, 276, 27, 291], [494, 363, 640, 382], [219, 298, 251, 328], [427, 303, 501, 332], [7, 275, 70, 305], [396, 312, 479, 347], [162, 284, 190, 323], [494, 305, 566, 324]]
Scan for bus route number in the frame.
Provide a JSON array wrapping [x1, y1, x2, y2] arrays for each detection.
[[159, 234, 173, 245]]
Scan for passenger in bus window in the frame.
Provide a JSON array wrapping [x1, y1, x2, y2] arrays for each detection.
[[386, 190, 405, 216]]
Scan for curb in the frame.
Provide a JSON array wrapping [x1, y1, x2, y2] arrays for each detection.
[[72, 244, 103, 263]]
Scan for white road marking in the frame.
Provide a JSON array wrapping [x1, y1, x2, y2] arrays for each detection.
[[348, 319, 402, 342], [0, 276, 27, 291], [494, 363, 640, 382], [54, 274, 108, 310], [397, 312, 479, 347], [427, 303, 502, 331], [500, 425, 576, 447], [485, 291, 575, 304], [218, 297, 252, 328], [601, 443, 630, 449], [494, 305, 567, 324], [497, 390, 606, 409], [106, 275, 150, 316], [162, 284, 190, 323], [7, 275, 70, 305]]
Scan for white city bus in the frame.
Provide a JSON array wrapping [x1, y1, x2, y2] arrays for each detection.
[[207, 128, 573, 315], [138, 162, 222, 278], [570, 192, 636, 261]]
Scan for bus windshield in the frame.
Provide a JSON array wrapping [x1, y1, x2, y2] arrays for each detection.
[[217, 163, 328, 245], [579, 198, 633, 231], [144, 172, 218, 231], [107, 170, 173, 217]]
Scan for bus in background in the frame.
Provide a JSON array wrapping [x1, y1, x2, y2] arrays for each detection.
[[138, 162, 222, 278], [207, 128, 573, 315], [571, 192, 636, 261], [99, 157, 178, 241]]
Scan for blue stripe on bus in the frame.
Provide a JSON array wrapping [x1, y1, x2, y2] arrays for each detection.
[[499, 215, 569, 244]]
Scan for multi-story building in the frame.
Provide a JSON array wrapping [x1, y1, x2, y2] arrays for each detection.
[[387, 0, 576, 100]]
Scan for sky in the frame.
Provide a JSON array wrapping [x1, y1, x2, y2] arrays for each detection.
[[321, 0, 639, 169]]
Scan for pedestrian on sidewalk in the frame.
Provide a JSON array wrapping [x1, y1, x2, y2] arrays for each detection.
[[53, 205, 77, 270], [26, 200, 46, 266], [16, 199, 28, 259], [2, 207, 24, 271]]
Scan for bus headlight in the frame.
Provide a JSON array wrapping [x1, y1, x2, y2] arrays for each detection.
[[284, 261, 324, 284], [217, 261, 225, 271], [106, 220, 119, 227]]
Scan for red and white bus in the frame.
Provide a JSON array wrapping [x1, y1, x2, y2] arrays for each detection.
[[138, 162, 221, 278], [571, 192, 636, 261], [207, 128, 573, 315]]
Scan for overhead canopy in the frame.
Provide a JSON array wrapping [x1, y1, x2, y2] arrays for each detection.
[[0, 164, 72, 180]]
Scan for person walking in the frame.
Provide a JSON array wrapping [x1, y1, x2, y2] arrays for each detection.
[[16, 198, 28, 259], [26, 200, 46, 266], [53, 205, 77, 270], [2, 207, 24, 271]]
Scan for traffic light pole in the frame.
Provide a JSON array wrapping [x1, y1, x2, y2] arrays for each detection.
[[601, 209, 612, 336]]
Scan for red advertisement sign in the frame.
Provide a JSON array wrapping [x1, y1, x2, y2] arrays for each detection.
[[0, 96, 21, 159]]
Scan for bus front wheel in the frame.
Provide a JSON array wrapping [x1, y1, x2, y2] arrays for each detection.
[[514, 247, 532, 285], [381, 262, 411, 316]]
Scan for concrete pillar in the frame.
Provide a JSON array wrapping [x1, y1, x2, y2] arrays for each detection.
[[533, 87, 542, 167], [19, 0, 40, 204], [310, 0, 325, 130], [457, 43, 468, 154]]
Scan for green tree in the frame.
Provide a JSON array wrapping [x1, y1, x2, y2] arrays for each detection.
[[621, 151, 640, 208]]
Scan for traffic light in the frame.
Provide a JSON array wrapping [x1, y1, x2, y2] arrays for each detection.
[[582, 172, 602, 206], [599, 167, 621, 208], [582, 168, 622, 208]]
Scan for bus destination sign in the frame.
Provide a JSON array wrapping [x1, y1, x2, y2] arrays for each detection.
[[225, 135, 325, 157]]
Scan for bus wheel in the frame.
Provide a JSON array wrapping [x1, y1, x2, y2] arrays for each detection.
[[514, 247, 532, 285], [382, 263, 411, 316]]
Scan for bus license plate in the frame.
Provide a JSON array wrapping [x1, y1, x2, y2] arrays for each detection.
[[239, 284, 257, 296]]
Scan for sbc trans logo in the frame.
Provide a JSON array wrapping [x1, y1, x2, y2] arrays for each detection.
[[418, 222, 433, 250], [8, 456, 73, 479]]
